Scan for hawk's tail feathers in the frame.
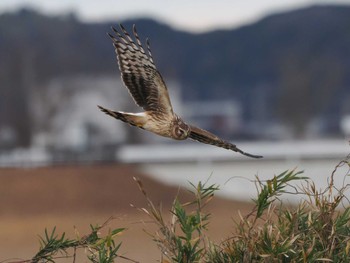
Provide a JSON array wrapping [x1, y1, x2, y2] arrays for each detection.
[[97, 105, 129, 123]]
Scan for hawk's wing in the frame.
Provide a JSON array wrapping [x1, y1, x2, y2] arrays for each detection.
[[188, 125, 263, 158], [108, 24, 173, 116]]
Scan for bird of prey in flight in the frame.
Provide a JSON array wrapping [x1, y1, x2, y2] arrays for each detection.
[[98, 24, 262, 159]]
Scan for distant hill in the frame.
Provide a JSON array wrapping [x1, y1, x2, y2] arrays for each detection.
[[1, 5, 350, 146]]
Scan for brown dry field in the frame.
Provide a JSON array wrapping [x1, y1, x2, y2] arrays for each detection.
[[0, 164, 253, 262]]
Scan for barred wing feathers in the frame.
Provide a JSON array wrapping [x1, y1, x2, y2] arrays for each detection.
[[108, 24, 173, 116], [189, 125, 263, 158]]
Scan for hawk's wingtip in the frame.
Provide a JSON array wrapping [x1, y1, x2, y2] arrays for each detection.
[[119, 23, 126, 31], [245, 153, 263, 159], [238, 150, 263, 159], [107, 32, 114, 38]]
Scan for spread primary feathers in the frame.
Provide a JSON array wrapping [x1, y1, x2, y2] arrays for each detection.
[[98, 24, 262, 159]]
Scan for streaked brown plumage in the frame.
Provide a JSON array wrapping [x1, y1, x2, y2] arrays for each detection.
[[98, 24, 262, 158]]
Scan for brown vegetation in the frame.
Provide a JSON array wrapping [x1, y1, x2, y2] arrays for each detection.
[[0, 164, 252, 261]]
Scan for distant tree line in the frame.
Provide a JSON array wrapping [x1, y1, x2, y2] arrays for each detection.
[[1, 6, 350, 147]]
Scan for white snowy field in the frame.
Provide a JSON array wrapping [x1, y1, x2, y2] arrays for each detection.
[[119, 139, 350, 202]]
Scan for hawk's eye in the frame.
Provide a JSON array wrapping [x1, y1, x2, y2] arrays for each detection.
[[173, 126, 188, 140], [176, 127, 183, 136]]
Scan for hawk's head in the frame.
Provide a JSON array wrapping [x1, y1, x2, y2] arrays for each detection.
[[172, 116, 190, 140]]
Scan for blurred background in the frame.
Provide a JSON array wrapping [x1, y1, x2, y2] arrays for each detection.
[[1, 0, 350, 260], [1, 1, 350, 158]]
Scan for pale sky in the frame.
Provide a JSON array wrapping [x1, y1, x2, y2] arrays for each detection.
[[0, 0, 349, 32]]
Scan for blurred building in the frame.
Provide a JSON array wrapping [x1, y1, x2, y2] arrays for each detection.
[[28, 75, 130, 161], [183, 100, 242, 139]]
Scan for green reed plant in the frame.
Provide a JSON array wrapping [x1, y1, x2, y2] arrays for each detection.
[[207, 154, 350, 263], [5, 217, 137, 263], [136, 154, 350, 263]]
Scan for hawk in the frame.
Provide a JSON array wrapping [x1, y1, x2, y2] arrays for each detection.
[[98, 24, 262, 159]]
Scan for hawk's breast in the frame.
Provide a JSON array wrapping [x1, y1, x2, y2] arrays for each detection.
[[142, 112, 173, 138]]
